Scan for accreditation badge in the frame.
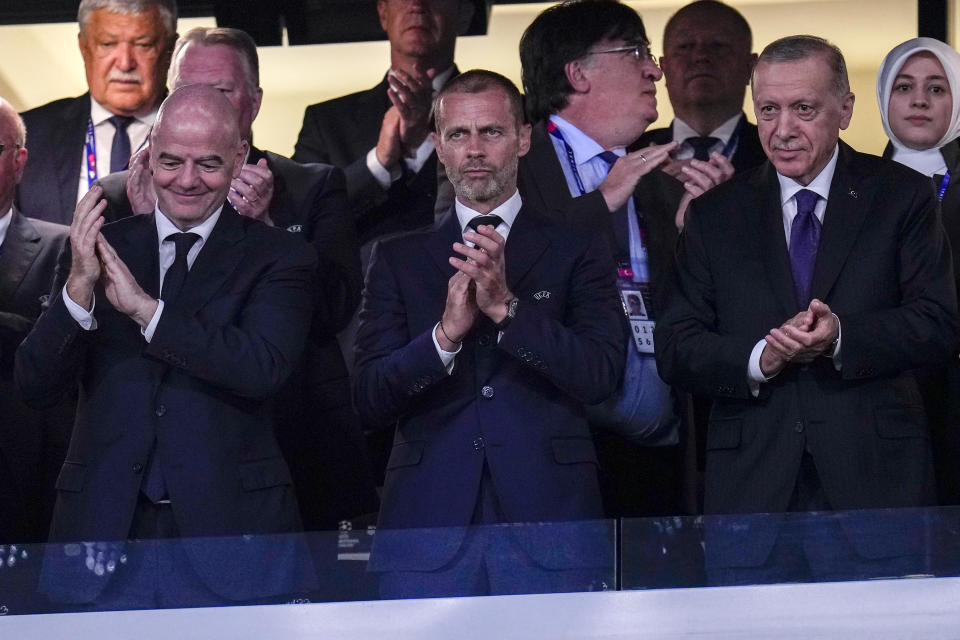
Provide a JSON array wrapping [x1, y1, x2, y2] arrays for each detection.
[[617, 263, 655, 354]]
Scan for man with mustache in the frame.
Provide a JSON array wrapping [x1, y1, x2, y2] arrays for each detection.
[[656, 36, 958, 582], [354, 70, 625, 598], [16, 0, 177, 226]]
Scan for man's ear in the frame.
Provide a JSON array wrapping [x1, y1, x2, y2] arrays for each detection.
[[377, 0, 389, 33], [234, 140, 249, 178], [517, 123, 532, 158], [564, 59, 590, 94]]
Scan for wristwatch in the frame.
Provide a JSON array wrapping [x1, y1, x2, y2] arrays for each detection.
[[495, 297, 519, 331]]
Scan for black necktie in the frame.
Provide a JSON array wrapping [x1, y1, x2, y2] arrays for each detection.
[[109, 115, 135, 174], [466, 215, 504, 233], [142, 232, 199, 502], [160, 233, 200, 304], [789, 189, 822, 308], [685, 136, 720, 162], [598, 151, 631, 258]]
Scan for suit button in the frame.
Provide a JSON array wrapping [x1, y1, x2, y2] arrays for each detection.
[[155, 405, 167, 417], [481, 385, 494, 399], [794, 421, 804, 433], [473, 437, 485, 451], [478, 334, 491, 347], [133, 463, 143, 474]]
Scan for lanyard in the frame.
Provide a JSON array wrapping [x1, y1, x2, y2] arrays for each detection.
[[719, 116, 746, 159], [84, 118, 99, 189], [547, 119, 649, 281], [938, 171, 951, 201]]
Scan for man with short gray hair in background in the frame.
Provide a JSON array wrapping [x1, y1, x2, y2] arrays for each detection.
[[17, 0, 177, 226]]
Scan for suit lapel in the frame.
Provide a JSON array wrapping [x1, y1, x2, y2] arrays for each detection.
[[810, 143, 873, 303], [425, 208, 461, 280], [754, 164, 799, 316], [0, 210, 41, 304], [176, 205, 245, 311], [117, 213, 161, 299], [505, 206, 549, 291], [57, 95, 93, 221], [521, 122, 577, 216]]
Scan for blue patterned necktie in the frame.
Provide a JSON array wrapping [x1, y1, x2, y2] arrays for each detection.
[[108, 115, 135, 174], [789, 189, 822, 308]]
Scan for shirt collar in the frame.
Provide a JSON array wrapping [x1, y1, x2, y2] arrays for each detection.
[[548, 114, 621, 166], [154, 204, 224, 248], [89, 96, 159, 127], [455, 189, 522, 234], [673, 113, 743, 145], [777, 144, 840, 206], [0, 206, 12, 248]]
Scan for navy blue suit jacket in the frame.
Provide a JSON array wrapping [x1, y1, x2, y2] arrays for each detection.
[[354, 205, 625, 571], [15, 206, 318, 601]]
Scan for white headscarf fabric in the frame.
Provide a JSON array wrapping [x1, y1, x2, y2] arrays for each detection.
[[876, 37, 960, 176]]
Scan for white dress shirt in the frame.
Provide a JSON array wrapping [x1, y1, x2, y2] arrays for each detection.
[[366, 66, 457, 189], [63, 206, 223, 341], [76, 97, 156, 204], [432, 189, 523, 372], [671, 113, 743, 160], [747, 145, 842, 394]]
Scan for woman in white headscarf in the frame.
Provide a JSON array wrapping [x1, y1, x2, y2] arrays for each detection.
[[877, 37, 960, 507]]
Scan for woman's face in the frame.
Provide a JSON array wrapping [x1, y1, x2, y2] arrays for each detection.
[[888, 51, 953, 149]]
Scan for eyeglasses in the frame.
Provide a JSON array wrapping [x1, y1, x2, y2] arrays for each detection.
[[0, 142, 22, 155], [588, 42, 657, 65]]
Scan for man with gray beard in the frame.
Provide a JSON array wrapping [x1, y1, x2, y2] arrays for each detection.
[[353, 70, 625, 598]]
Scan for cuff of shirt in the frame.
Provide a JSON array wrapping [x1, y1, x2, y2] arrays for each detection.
[[404, 137, 436, 175], [62, 284, 98, 331], [431, 321, 461, 374], [366, 147, 402, 190], [747, 338, 775, 397], [141, 299, 164, 343]]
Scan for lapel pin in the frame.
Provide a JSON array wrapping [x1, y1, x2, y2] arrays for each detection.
[[533, 290, 551, 300], [848, 189, 858, 199]]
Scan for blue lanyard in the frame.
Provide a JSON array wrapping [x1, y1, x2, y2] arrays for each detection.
[[938, 171, 951, 201], [719, 116, 746, 159], [546, 119, 649, 281], [546, 119, 589, 195], [84, 118, 99, 189]]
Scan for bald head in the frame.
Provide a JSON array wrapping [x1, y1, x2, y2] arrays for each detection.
[[149, 85, 247, 230], [0, 98, 28, 217]]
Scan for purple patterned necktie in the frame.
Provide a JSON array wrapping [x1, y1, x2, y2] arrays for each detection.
[[598, 151, 631, 257], [789, 189, 822, 308]]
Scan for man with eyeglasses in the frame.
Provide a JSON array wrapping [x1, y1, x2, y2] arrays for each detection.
[[518, 0, 734, 521], [636, 1, 766, 213]]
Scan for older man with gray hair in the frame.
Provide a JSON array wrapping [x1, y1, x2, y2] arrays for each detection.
[[17, 0, 177, 226]]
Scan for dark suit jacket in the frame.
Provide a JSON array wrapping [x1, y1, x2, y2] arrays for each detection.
[[96, 149, 377, 527], [354, 205, 625, 571], [293, 74, 444, 249], [655, 142, 958, 559], [17, 95, 91, 226], [883, 139, 960, 507], [0, 210, 71, 543], [635, 113, 767, 174], [15, 206, 318, 602]]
